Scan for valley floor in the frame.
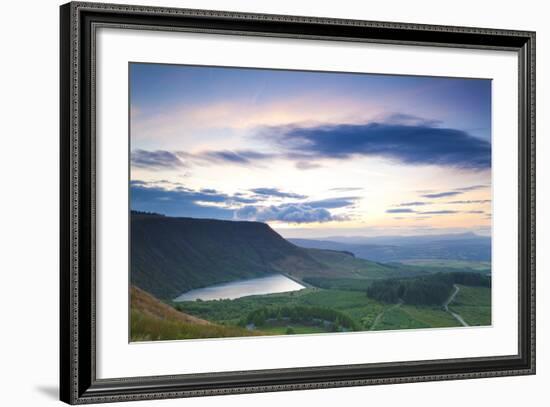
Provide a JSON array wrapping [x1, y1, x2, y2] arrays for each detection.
[[130, 283, 491, 342]]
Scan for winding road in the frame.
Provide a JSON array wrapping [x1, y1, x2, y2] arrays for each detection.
[[443, 285, 469, 327], [370, 285, 469, 330], [370, 300, 403, 331]]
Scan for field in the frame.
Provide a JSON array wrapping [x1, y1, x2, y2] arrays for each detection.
[[372, 305, 459, 331], [174, 281, 491, 336], [131, 275, 491, 340], [176, 289, 388, 332], [398, 259, 492, 274], [169, 274, 491, 338], [448, 285, 492, 326]]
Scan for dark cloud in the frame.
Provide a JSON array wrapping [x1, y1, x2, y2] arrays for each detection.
[[466, 210, 485, 214], [131, 149, 185, 169], [250, 187, 307, 199], [130, 181, 266, 218], [386, 208, 415, 213], [235, 203, 334, 224], [130, 183, 235, 219], [265, 121, 490, 170], [130, 181, 353, 224], [398, 201, 428, 206], [422, 191, 463, 198]]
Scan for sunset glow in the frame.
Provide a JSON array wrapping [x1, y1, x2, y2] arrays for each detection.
[[130, 63, 491, 238]]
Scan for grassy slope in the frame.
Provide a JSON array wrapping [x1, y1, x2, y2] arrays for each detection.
[[448, 285, 491, 326], [130, 285, 262, 341], [131, 285, 210, 325], [372, 304, 460, 331]]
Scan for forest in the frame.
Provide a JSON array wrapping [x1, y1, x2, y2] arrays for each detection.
[[366, 272, 490, 305]]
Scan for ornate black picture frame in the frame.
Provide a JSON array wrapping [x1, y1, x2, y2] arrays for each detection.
[[60, 2, 535, 404]]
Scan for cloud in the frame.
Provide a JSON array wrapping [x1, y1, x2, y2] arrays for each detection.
[[235, 203, 334, 224], [250, 187, 307, 199], [130, 181, 263, 218], [382, 113, 442, 127], [295, 161, 322, 170], [265, 121, 491, 170], [130, 180, 354, 224], [421, 191, 463, 198], [307, 197, 358, 209], [131, 183, 235, 219], [329, 187, 364, 192], [387, 208, 460, 215], [386, 208, 415, 213], [466, 210, 485, 214], [398, 201, 428, 206], [200, 150, 274, 164], [447, 199, 491, 204], [131, 149, 185, 169], [235, 195, 357, 223], [419, 210, 458, 215], [454, 184, 489, 192]]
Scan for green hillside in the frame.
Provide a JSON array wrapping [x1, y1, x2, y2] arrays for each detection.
[[130, 212, 411, 299]]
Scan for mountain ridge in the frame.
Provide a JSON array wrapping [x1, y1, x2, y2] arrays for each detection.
[[130, 212, 409, 300], [131, 212, 330, 299]]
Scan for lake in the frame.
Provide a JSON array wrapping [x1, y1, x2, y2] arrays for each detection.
[[173, 274, 306, 302]]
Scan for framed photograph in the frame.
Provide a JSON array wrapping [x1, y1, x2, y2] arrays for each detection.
[[60, 2, 536, 404]]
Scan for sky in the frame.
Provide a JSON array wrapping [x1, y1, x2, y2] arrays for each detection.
[[129, 63, 492, 238]]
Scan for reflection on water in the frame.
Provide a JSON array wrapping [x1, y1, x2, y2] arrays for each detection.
[[173, 274, 305, 301]]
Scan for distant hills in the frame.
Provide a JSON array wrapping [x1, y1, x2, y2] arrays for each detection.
[[289, 233, 491, 263], [320, 232, 486, 245], [130, 212, 413, 300]]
